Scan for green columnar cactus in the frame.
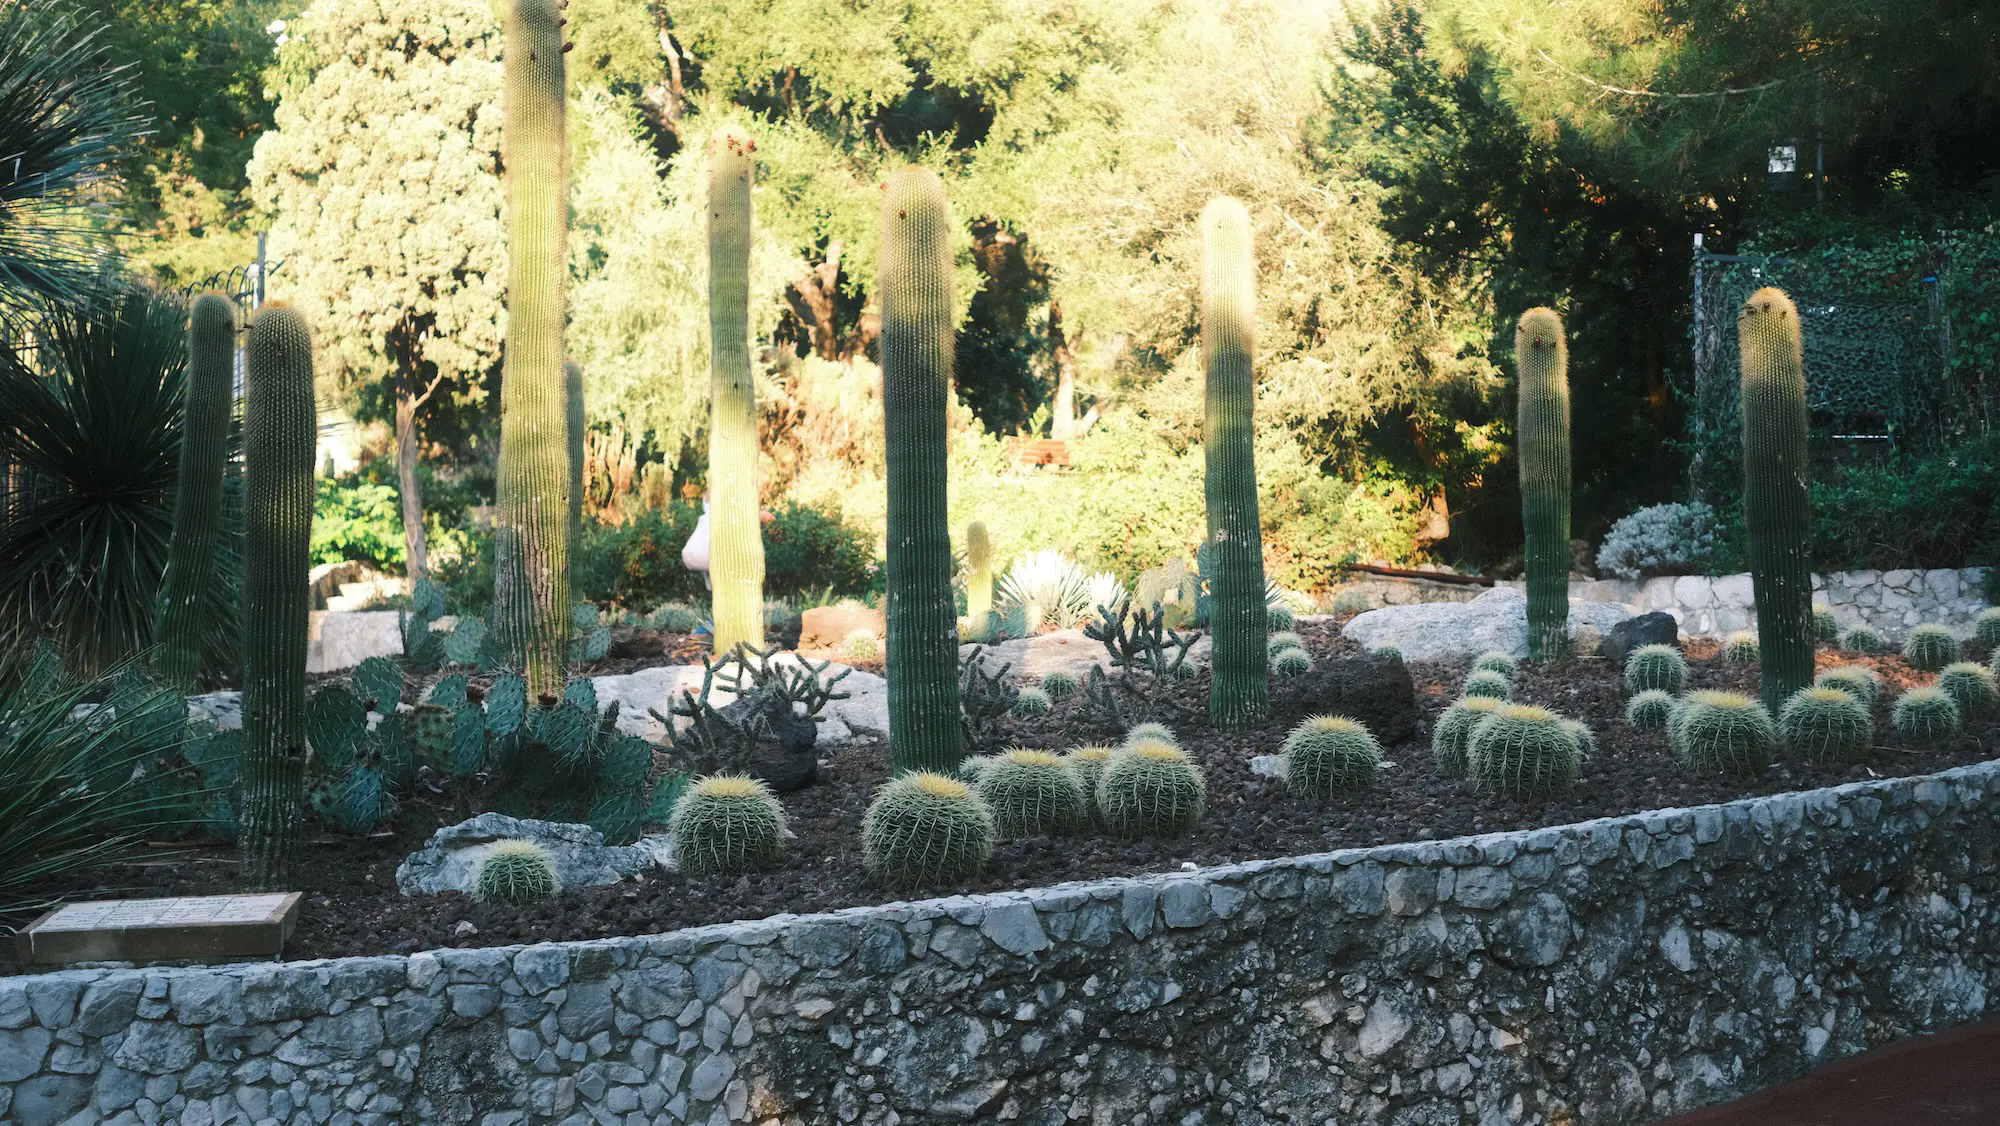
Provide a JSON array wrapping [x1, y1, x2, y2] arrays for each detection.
[[668, 775, 788, 876], [1778, 686, 1873, 764], [475, 840, 561, 904], [965, 522, 994, 638], [239, 303, 316, 889], [1738, 287, 1814, 711], [494, 0, 572, 699], [1814, 665, 1882, 705], [1669, 690, 1775, 776], [1199, 197, 1269, 730], [1282, 715, 1380, 800], [1432, 695, 1503, 777], [1625, 689, 1676, 729], [977, 749, 1085, 837], [862, 772, 995, 888], [707, 126, 765, 656], [880, 168, 963, 772], [565, 361, 585, 538], [1515, 307, 1571, 661], [157, 293, 237, 691]]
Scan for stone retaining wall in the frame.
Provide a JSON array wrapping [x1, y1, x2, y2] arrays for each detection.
[[1499, 566, 1989, 640], [6, 761, 1999, 1126]]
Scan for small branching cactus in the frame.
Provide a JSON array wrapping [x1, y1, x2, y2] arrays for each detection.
[[1064, 746, 1118, 821], [978, 749, 1086, 837], [474, 840, 561, 905], [1893, 686, 1961, 745], [1625, 689, 1676, 730], [1271, 647, 1313, 677], [1096, 740, 1207, 837], [1669, 690, 1775, 777], [1465, 704, 1582, 798], [668, 775, 788, 877], [1472, 651, 1518, 679], [1282, 715, 1380, 800], [862, 772, 995, 888], [1432, 696, 1504, 778], [1625, 644, 1688, 695], [1903, 625, 1960, 672], [1039, 670, 1079, 700], [1123, 722, 1177, 748], [1812, 607, 1839, 644], [1814, 665, 1882, 705], [1723, 633, 1761, 664], [1975, 607, 2000, 654], [1463, 669, 1513, 700], [1266, 631, 1305, 658], [1011, 686, 1052, 718], [1937, 661, 1998, 721], [1778, 686, 1873, 764], [1843, 625, 1888, 654]]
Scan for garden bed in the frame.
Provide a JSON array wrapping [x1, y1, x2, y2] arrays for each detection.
[[4, 617, 1991, 973]]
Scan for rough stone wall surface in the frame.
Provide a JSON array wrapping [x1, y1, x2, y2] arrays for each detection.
[[5, 763, 1999, 1126], [1499, 568, 1989, 640]]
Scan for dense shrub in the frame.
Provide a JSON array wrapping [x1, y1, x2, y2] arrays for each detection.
[[1808, 436, 2000, 572], [763, 502, 877, 599], [311, 479, 405, 571], [1595, 502, 1729, 579], [571, 504, 706, 610]]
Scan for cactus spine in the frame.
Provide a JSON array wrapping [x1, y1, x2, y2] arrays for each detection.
[[157, 293, 237, 691], [1199, 197, 1268, 729], [965, 521, 993, 636], [494, 0, 572, 698], [707, 127, 765, 656], [239, 303, 316, 888], [1738, 287, 1814, 711], [1515, 307, 1571, 661], [565, 361, 584, 538], [879, 167, 962, 773]]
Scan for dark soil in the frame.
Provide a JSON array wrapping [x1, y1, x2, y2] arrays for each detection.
[[7, 618, 1993, 972], [1659, 1017, 2000, 1125]]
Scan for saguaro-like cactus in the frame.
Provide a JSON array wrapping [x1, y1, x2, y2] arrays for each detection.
[[707, 126, 765, 655], [239, 303, 316, 889], [157, 293, 236, 691], [1740, 286, 1814, 711], [493, 0, 572, 698], [964, 521, 993, 635], [565, 361, 584, 538], [1516, 307, 1571, 662], [1199, 197, 1268, 730], [880, 167, 963, 773]]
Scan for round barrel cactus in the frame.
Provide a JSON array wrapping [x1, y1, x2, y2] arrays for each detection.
[[1893, 686, 1961, 745], [1669, 690, 1774, 777], [1814, 665, 1882, 706], [1777, 686, 1872, 765], [1123, 722, 1177, 748], [1811, 607, 1839, 644], [1064, 746, 1118, 821], [1011, 686, 1052, 718], [1472, 651, 1518, 679], [475, 840, 561, 905], [1282, 715, 1380, 800], [862, 772, 995, 888], [1903, 625, 1960, 673], [1843, 625, 1888, 655], [1433, 695, 1504, 778], [1096, 740, 1206, 838], [1039, 670, 1079, 700], [1271, 647, 1313, 677], [1624, 644, 1687, 695], [1466, 704, 1582, 798], [1937, 661, 1998, 721], [1625, 689, 1676, 730], [1723, 633, 1760, 664], [1463, 669, 1513, 701], [668, 775, 788, 877], [977, 749, 1085, 837]]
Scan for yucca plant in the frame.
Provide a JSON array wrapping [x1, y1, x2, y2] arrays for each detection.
[[995, 550, 1107, 633], [0, 288, 240, 673]]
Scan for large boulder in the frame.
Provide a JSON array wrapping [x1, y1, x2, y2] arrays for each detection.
[[396, 813, 674, 897], [1601, 611, 1681, 667], [1279, 651, 1421, 745], [590, 657, 889, 747], [1341, 586, 1632, 663]]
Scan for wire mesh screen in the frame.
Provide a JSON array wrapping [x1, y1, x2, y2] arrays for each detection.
[[1688, 250, 1958, 498]]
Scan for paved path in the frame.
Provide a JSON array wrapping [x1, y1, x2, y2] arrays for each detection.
[[1659, 1019, 2000, 1125]]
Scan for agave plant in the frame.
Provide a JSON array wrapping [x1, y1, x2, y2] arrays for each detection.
[[0, 0, 146, 321], [0, 288, 241, 674], [996, 550, 1119, 632]]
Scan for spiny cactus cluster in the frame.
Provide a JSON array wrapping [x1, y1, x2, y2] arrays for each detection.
[[1893, 686, 1960, 744], [1271, 647, 1313, 677], [1903, 625, 1960, 672], [668, 775, 788, 876], [1432, 695, 1503, 777], [1669, 690, 1774, 776], [1097, 740, 1207, 837], [1282, 715, 1379, 800], [1843, 625, 1888, 654], [1723, 633, 1760, 664], [1975, 607, 2000, 654], [1466, 703, 1584, 798], [1065, 746, 1117, 821], [1011, 685, 1052, 718], [862, 772, 995, 888], [977, 749, 1085, 836], [1463, 669, 1513, 700], [1812, 607, 1839, 643], [475, 840, 561, 905], [1778, 686, 1872, 764], [1624, 644, 1687, 695]]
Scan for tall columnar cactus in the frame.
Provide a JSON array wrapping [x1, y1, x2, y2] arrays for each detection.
[[565, 361, 584, 538], [964, 521, 993, 633], [879, 167, 963, 772], [1199, 197, 1268, 730], [239, 303, 316, 889], [156, 293, 236, 691], [1739, 287, 1814, 710], [1515, 307, 1571, 661], [494, 0, 572, 698], [707, 126, 765, 655]]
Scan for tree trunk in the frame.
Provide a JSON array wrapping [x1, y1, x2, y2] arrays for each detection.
[[784, 240, 845, 360], [1048, 301, 1078, 439], [396, 389, 430, 584]]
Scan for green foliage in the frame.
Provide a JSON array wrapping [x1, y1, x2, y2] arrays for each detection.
[[474, 840, 561, 905], [1778, 686, 1873, 765], [1739, 288, 1815, 711], [1724, 634, 1761, 664], [1201, 197, 1269, 731], [572, 505, 706, 609], [1893, 686, 1961, 744], [1936, 662, 1998, 721], [1843, 625, 1888, 654], [1466, 704, 1582, 798], [1812, 607, 1839, 644], [762, 503, 877, 600], [1669, 691, 1775, 777], [157, 295, 238, 692], [1282, 715, 1380, 800], [1516, 307, 1571, 661], [861, 772, 995, 888], [1624, 644, 1688, 695], [311, 480, 406, 572], [1096, 740, 1207, 838], [1473, 651, 1518, 679], [1807, 435, 2000, 572], [1010, 686, 1051, 719], [1432, 695, 1503, 777], [1039, 671, 1079, 700], [0, 289, 239, 675], [976, 749, 1085, 837], [667, 775, 788, 877], [1903, 625, 1960, 672], [1625, 689, 1676, 730], [1333, 590, 1373, 614], [1463, 669, 1513, 700], [1814, 665, 1882, 705]]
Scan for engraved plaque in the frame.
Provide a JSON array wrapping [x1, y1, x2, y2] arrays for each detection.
[[15, 892, 303, 966]]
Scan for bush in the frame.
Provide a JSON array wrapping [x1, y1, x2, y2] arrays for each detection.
[[312, 478, 405, 572], [1808, 435, 2000, 571], [763, 501, 878, 600], [1595, 502, 1728, 580]]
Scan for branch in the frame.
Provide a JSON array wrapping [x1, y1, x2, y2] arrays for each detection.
[[1528, 46, 1832, 101]]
